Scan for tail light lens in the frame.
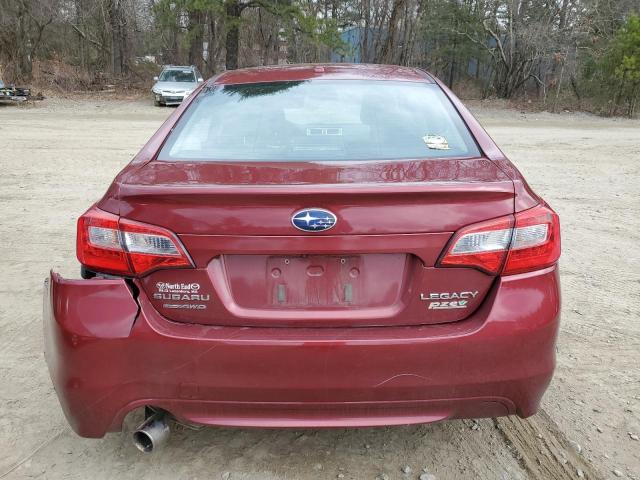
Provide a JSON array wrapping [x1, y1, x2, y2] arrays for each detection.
[[77, 208, 129, 275], [438, 204, 560, 275], [437, 215, 514, 274], [77, 207, 193, 276], [503, 204, 561, 275]]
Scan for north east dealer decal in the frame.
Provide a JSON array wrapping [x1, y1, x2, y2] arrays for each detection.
[[154, 281, 210, 309]]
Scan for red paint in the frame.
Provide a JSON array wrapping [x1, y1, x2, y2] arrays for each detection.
[[139, 259, 494, 327], [44, 266, 559, 437], [43, 64, 561, 438], [213, 64, 433, 85]]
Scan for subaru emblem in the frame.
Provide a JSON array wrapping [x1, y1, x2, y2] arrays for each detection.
[[291, 208, 337, 232]]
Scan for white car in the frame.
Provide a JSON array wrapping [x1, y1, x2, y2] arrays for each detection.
[[152, 65, 203, 106]]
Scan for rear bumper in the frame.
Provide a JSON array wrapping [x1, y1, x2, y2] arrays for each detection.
[[44, 266, 560, 438]]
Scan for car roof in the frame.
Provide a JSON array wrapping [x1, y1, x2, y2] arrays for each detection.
[[162, 65, 197, 70], [212, 64, 434, 86]]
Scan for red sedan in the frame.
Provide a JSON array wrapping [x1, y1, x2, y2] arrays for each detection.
[[44, 64, 561, 452]]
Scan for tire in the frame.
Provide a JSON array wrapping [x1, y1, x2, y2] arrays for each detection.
[[154, 99, 161, 107]]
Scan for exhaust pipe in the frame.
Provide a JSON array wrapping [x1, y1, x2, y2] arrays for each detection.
[[133, 411, 170, 453]]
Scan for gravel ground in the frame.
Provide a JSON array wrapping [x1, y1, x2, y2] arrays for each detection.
[[0, 97, 638, 479]]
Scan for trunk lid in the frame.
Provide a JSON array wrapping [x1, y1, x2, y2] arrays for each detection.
[[106, 158, 514, 327]]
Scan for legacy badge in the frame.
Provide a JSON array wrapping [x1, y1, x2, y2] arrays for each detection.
[[420, 291, 479, 310]]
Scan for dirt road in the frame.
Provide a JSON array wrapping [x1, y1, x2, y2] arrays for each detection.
[[0, 98, 638, 479]]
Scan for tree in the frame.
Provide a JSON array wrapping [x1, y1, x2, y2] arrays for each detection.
[[108, 0, 129, 76], [605, 15, 640, 116], [152, 0, 343, 71], [0, 0, 58, 82], [0, 0, 637, 117]]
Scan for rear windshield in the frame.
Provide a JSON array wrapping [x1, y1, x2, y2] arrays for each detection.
[[158, 80, 480, 162], [159, 69, 196, 82]]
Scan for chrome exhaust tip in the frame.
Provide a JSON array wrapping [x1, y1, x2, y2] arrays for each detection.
[[133, 410, 170, 453]]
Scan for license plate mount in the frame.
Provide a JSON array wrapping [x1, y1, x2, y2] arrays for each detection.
[[266, 255, 362, 307]]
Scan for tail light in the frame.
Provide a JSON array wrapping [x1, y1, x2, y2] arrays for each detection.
[[438, 204, 560, 275], [503, 204, 561, 275], [77, 207, 193, 276]]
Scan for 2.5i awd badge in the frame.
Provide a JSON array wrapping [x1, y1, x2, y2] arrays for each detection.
[[420, 291, 479, 310]]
